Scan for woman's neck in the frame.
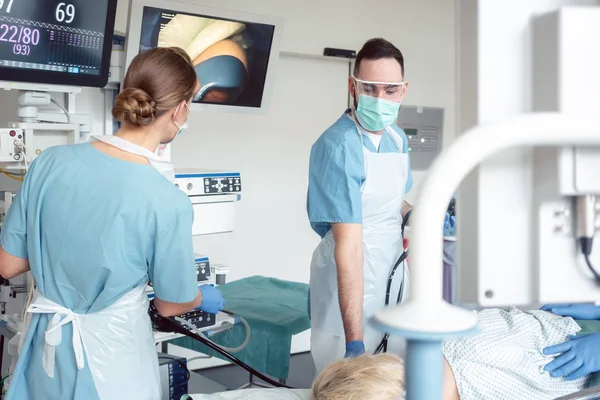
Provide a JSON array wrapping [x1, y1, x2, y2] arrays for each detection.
[[114, 126, 160, 153]]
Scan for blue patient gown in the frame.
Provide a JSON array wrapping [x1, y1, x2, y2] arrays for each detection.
[[0, 143, 199, 399]]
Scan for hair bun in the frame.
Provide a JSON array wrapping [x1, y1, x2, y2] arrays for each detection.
[[112, 88, 157, 127]]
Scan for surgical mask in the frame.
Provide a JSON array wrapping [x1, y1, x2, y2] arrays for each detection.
[[175, 120, 188, 136], [355, 94, 401, 132], [173, 102, 190, 135]]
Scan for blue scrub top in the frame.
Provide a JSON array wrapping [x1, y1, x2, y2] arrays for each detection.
[[307, 112, 413, 238], [0, 143, 199, 400]]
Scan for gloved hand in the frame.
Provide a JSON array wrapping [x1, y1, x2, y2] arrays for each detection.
[[197, 285, 225, 314], [443, 212, 456, 237], [344, 340, 365, 358], [543, 333, 600, 380], [540, 303, 600, 320]]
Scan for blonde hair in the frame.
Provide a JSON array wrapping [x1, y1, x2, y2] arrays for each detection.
[[311, 354, 405, 400]]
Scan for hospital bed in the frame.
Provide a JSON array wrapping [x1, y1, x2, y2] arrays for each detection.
[[183, 370, 600, 400], [185, 383, 600, 400], [183, 389, 310, 400], [556, 388, 600, 400]]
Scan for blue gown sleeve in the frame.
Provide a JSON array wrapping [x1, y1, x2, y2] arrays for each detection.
[[0, 167, 34, 259], [0, 191, 28, 259], [149, 203, 198, 303], [307, 137, 363, 237]]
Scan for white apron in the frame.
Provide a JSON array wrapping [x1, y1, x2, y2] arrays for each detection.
[[26, 285, 161, 400], [310, 122, 410, 373], [19, 135, 177, 399], [91, 135, 176, 183]]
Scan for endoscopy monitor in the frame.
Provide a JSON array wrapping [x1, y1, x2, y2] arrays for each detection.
[[126, 0, 283, 113], [0, 0, 118, 88]]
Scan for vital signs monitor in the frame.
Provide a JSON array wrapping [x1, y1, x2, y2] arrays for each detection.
[[0, 0, 118, 87]]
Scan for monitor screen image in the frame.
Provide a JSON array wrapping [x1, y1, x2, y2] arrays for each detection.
[[138, 6, 276, 109]]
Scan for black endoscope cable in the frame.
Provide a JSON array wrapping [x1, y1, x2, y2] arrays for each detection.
[[150, 308, 294, 389], [374, 198, 456, 355], [576, 196, 600, 282], [580, 237, 600, 282], [374, 209, 412, 355]]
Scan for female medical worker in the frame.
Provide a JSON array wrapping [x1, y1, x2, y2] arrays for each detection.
[[0, 47, 224, 400], [307, 38, 413, 373]]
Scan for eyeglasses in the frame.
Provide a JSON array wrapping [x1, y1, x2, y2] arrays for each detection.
[[352, 76, 407, 102]]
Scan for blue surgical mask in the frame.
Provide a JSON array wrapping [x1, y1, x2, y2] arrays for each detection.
[[173, 102, 190, 135], [355, 94, 401, 132], [175, 119, 188, 136]]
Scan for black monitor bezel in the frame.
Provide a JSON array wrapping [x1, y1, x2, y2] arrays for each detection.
[[0, 0, 119, 88]]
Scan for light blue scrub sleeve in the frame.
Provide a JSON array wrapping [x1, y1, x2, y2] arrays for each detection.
[[307, 140, 363, 238], [0, 167, 33, 259], [149, 204, 198, 304]]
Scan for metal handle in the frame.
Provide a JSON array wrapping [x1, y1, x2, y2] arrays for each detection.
[[554, 387, 600, 400]]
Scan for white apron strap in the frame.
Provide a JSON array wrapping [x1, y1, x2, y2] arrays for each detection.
[[351, 117, 407, 190], [384, 125, 406, 153], [27, 291, 85, 378], [90, 135, 176, 183]]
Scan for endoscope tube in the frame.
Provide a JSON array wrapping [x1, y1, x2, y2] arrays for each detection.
[[151, 311, 293, 389]]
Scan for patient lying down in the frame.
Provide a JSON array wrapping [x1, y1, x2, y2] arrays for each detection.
[[311, 307, 596, 400]]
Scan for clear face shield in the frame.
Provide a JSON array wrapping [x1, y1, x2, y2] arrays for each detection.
[[351, 77, 407, 131]]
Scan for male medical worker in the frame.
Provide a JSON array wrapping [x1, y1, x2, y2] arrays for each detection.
[[307, 38, 413, 373]]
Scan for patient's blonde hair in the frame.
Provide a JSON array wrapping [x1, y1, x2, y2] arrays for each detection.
[[310, 354, 405, 400]]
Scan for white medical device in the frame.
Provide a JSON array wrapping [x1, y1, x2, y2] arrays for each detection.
[[373, 6, 600, 400], [107, 33, 126, 87], [455, 6, 600, 308], [0, 83, 86, 171], [373, 112, 600, 400], [0, 129, 25, 163], [174, 169, 242, 236]]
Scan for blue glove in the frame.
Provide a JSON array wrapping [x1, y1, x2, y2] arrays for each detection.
[[197, 285, 225, 314], [543, 333, 600, 380], [344, 340, 365, 358], [443, 212, 456, 236], [540, 303, 600, 320]]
